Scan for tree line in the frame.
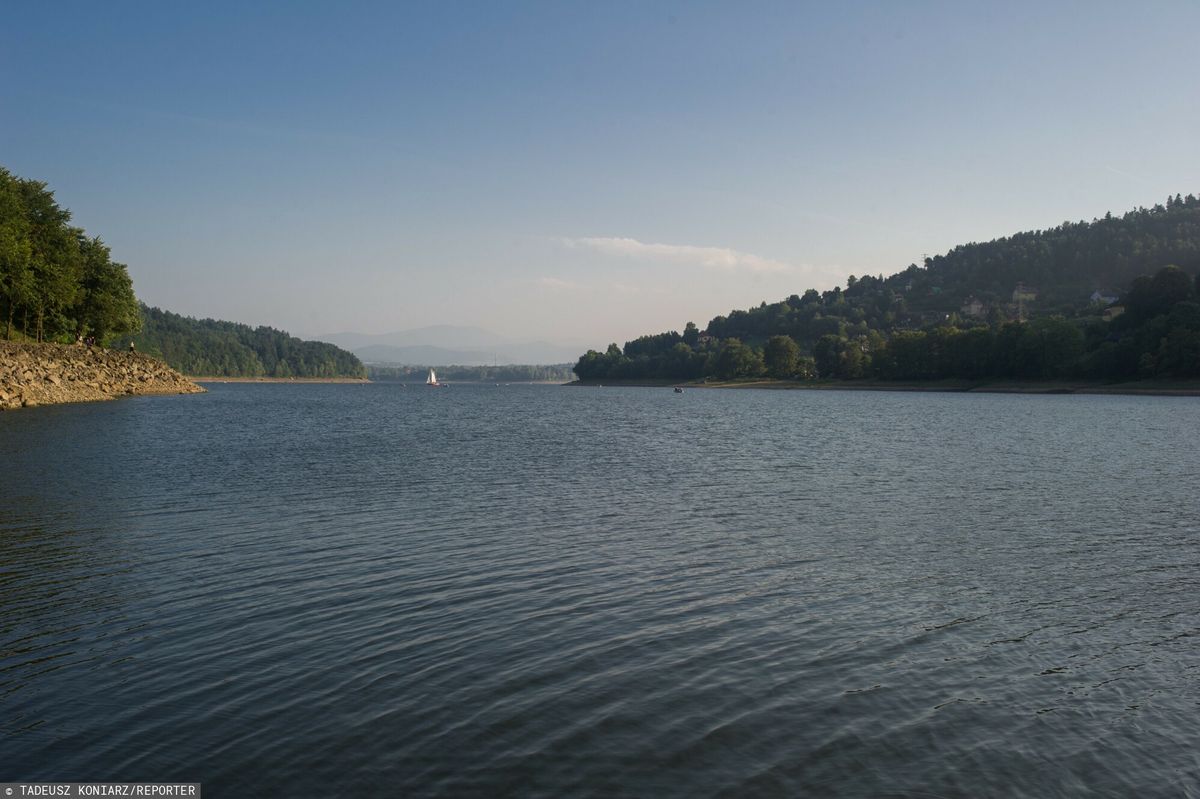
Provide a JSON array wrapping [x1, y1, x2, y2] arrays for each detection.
[[117, 306, 367, 378], [575, 195, 1200, 384], [367, 363, 575, 382], [0, 166, 141, 344]]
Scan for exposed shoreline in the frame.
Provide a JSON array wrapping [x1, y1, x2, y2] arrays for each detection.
[[9, 340, 1194, 406], [1, 341, 205, 410], [568, 377, 1200, 397]]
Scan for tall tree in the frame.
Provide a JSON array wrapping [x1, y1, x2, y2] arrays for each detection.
[[763, 335, 801, 378], [0, 168, 33, 339], [710, 338, 764, 379], [76, 236, 141, 343], [813, 334, 844, 379], [18, 177, 81, 341]]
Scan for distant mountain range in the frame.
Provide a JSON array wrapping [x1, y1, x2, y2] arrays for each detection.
[[316, 325, 584, 366]]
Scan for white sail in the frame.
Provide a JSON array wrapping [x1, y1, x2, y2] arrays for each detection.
[[427, 368, 437, 385]]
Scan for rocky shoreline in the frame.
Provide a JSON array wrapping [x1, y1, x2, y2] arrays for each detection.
[[0, 341, 204, 410]]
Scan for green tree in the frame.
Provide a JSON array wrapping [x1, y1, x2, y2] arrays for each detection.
[[875, 331, 917, 379], [763, 335, 801, 378], [603, 342, 628, 375], [1150, 265, 1194, 311], [574, 349, 608, 380], [839, 337, 868, 378], [0, 168, 33, 339], [1125, 265, 1195, 323], [75, 236, 141, 343], [813, 334, 844, 378], [18, 177, 81, 341], [1157, 326, 1200, 377], [711, 338, 764, 379], [663, 341, 704, 379], [1012, 317, 1085, 379]]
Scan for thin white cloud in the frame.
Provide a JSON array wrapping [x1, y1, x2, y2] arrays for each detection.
[[564, 236, 795, 274], [535, 276, 588, 291], [1102, 165, 1151, 185], [612, 282, 641, 295]]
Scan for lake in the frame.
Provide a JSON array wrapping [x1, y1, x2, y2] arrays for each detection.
[[2, 383, 1198, 797]]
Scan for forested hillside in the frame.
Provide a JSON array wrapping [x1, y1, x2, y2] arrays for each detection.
[[576, 195, 1200, 383], [119, 306, 366, 378], [0, 167, 141, 344]]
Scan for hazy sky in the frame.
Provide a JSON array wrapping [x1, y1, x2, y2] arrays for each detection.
[[3, 1, 1198, 348]]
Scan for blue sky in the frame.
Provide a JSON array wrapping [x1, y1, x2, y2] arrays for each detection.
[[3, 1, 1198, 348]]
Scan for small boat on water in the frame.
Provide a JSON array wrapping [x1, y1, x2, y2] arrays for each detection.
[[426, 368, 445, 387], [674, 386, 684, 393]]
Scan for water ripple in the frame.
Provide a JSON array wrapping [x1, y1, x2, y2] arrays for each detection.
[[2, 385, 1200, 797]]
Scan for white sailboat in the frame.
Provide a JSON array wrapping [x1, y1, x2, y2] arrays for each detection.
[[426, 368, 444, 387]]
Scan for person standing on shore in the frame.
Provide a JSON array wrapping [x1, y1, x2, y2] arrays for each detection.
[[129, 340, 135, 354]]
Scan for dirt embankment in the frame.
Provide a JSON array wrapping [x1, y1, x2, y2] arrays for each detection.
[[0, 341, 204, 410]]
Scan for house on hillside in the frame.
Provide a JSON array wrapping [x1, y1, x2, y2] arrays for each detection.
[[1012, 283, 1038, 303], [1090, 290, 1120, 306], [961, 296, 986, 319], [1102, 305, 1125, 322]]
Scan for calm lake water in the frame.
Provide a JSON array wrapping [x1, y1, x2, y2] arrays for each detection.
[[2, 383, 1199, 797]]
